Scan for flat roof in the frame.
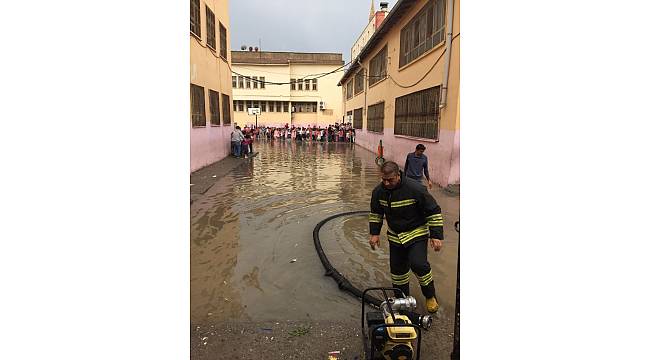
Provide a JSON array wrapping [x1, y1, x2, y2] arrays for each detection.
[[231, 51, 344, 65]]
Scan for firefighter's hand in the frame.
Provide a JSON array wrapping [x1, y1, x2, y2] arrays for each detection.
[[369, 235, 380, 250], [430, 238, 443, 251]]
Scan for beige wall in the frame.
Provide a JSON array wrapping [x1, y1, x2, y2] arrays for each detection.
[[232, 62, 343, 127], [342, 0, 460, 186], [190, 0, 234, 172]]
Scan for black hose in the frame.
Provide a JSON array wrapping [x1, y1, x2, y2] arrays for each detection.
[[313, 210, 383, 307]]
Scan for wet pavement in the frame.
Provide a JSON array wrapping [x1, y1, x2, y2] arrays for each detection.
[[190, 139, 459, 358]]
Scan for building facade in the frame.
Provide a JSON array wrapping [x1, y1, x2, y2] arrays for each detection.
[[339, 0, 459, 187], [231, 51, 344, 128], [351, 1, 389, 62], [190, 0, 234, 172]]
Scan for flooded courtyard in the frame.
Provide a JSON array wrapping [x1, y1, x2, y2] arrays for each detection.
[[190, 140, 459, 326]]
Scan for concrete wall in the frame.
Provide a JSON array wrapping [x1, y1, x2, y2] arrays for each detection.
[[190, 0, 234, 172], [342, 0, 460, 187]]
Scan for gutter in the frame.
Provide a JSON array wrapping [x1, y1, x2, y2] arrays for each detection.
[[439, 0, 454, 108]]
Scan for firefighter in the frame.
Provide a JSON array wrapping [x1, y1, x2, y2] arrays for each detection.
[[368, 161, 444, 313]]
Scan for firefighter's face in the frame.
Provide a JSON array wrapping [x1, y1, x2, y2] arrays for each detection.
[[382, 172, 400, 189]]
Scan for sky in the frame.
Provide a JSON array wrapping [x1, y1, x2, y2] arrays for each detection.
[[229, 0, 394, 64]]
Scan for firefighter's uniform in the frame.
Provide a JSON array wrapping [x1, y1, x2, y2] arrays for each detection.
[[369, 171, 444, 301]]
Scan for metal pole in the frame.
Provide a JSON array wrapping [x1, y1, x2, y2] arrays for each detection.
[[451, 220, 460, 360], [255, 113, 258, 128]]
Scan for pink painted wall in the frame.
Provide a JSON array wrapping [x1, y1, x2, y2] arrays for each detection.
[[355, 128, 458, 187], [190, 125, 233, 172]]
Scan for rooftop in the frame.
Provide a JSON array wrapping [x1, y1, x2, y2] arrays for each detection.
[[231, 51, 344, 65], [338, 0, 419, 85]]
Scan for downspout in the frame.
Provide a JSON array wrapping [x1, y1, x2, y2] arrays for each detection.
[[439, 0, 454, 108]]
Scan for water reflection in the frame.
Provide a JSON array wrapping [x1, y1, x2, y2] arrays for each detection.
[[190, 140, 458, 323]]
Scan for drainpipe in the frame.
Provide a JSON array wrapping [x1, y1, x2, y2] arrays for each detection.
[[439, 0, 454, 109]]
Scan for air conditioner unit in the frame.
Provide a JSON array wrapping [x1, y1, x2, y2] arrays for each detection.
[[319, 101, 325, 110]]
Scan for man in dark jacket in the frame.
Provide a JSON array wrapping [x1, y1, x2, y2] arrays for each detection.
[[369, 161, 444, 313]]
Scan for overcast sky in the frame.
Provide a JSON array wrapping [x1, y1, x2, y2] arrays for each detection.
[[229, 0, 394, 64]]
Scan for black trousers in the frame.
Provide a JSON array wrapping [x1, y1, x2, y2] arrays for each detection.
[[389, 238, 436, 299]]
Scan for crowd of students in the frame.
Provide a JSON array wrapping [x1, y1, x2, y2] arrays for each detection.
[[231, 123, 356, 158]]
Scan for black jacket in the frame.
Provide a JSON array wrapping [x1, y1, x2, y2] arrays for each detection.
[[369, 171, 443, 245]]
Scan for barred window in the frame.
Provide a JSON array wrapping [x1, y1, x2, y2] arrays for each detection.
[[353, 108, 363, 129], [232, 76, 237, 88], [399, 0, 445, 67], [190, 0, 201, 37], [354, 70, 365, 95], [369, 46, 387, 86], [312, 78, 317, 91], [260, 77, 265, 89], [237, 100, 244, 112], [367, 102, 384, 133], [269, 101, 275, 112], [304, 79, 310, 91], [298, 79, 303, 91], [238, 76, 244, 88], [206, 6, 216, 49], [219, 22, 227, 59], [394, 86, 440, 140], [260, 101, 266, 112], [208, 90, 220, 125], [290, 79, 296, 90], [346, 80, 353, 99], [222, 94, 231, 125], [252, 76, 258, 89], [190, 84, 205, 127], [283, 101, 289, 112], [245, 77, 251, 88]]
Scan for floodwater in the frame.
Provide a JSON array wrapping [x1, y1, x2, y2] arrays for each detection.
[[190, 139, 459, 324]]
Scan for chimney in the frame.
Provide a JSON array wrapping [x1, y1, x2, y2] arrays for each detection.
[[375, 3, 388, 29], [380, 2, 389, 11]]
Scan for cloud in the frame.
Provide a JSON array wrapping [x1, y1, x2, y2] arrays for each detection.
[[230, 0, 383, 62]]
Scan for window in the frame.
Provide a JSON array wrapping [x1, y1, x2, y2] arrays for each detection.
[[232, 76, 237, 88], [346, 80, 353, 99], [394, 86, 440, 140], [283, 101, 289, 112], [237, 100, 244, 112], [190, 0, 201, 37], [399, 0, 445, 67], [353, 108, 363, 129], [190, 84, 205, 127], [209, 90, 220, 125], [222, 94, 231, 125], [260, 101, 266, 112], [269, 101, 275, 112], [252, 76, 258, 89], [260, 77, 265, 89], [246, 77, 251, 89], [206, 6, 216, 49], [354, 70, 365, 95], [304, 79, 310, 91], [369, 46, 388, 86], [292, 102, 317, 112], [312, 78, 317, 91], [238, 76, 244, 88], [219, 22, 227, 59], [297, 79, 303, 91], [290, 79, 296, 90], [367, 102, 384, 133]]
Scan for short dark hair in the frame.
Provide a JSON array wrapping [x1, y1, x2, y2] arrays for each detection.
[[380, 161, 400, 176], [416, 144, 426, 151]]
